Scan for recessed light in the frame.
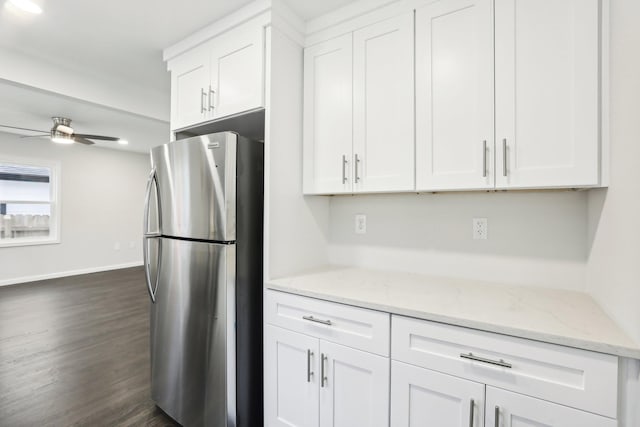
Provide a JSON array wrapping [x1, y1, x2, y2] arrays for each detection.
[[118, 139, 129, 145], [7, 0, 42, 14]]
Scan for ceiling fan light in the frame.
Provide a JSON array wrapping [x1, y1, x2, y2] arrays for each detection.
[[51, 131, 74, 144], [55, 124, 74, 135], [117, 139, 129, 145], [7, 0, 42, 14]]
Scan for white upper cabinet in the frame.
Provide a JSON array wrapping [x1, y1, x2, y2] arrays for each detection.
[[494, 0, 600, 189], [303, 34, 353, 195], [415, 0, 494, 191], [170, 45, 210, 131], [168, 20, 265, 131], [209, 24, 264, 119], [304, 13, 414, 194], [353, 13, 415, 192]]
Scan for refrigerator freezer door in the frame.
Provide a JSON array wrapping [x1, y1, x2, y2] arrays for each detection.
[[151, 237, 236, 427], [150, 132, 237, 242]]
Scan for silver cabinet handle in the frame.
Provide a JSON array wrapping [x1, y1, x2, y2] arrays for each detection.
[[502, 138, 507, 177], [302, 315, 332, 326], [482, 141, 487, 178], [307, 349, 314, 382], [321, 353, 327, 387], [342, 155, 348, 184], [469, 399, 475, 427], [494, 406, 500, 427], [460, 352, 512, 369], [208, 85, 215, 111], [355, 153, 361, 183], [201, 88, 207, 114]]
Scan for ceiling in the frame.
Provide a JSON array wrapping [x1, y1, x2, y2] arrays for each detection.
[[0, 81, 168, 154], [0, 0, 358, 153], [0, 0, 358, 95]]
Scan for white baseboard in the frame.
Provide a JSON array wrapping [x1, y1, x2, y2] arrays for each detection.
[[0, 261, 144, 287]]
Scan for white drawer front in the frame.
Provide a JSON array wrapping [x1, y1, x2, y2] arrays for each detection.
[[266, 290, 390, 356], [392, 315, 618, 418]]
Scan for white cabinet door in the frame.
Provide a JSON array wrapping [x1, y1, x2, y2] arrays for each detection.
[[210, 24, 264, 119], [415, 0, 494, 191], [303, 34, 353, 195], [170, 45, 210, 130], [265, 325, 320, 427], [391, 361, 485, 427], [495, 0, 600, 189], [319, 341, 389, 427], [486, 387, 616, 427], [353, 13, 414, 192]]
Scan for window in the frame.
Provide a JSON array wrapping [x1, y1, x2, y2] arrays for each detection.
[[0, 158, 61, 247]]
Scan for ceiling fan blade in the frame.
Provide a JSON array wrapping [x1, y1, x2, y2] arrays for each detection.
[[0, 124, 48, 133], [72, 136, 95, 145], [74, 133, 120, 141], [20, 134, 50, 139]]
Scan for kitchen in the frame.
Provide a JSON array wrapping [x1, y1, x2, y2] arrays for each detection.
[[0, 0, 639, 426]]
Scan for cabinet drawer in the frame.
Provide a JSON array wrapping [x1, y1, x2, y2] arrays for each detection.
[[266, 290, 390, 356], [392, 315, 618, 418]]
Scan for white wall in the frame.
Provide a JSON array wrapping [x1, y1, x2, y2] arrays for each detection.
[[586, 0, 640, 345], [0, 132, 149, 285], [329, 191, 588, 290], [264, 26, 330, 280]]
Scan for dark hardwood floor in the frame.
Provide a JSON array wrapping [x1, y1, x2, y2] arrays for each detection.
[[0, 267, 179, 427]]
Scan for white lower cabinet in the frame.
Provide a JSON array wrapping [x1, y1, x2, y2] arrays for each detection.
[[320, 341, 389, 427], [391, 314, 619, 426], [265, 325, 319, 427], [486, 386, 616, 427], [265, 291, 391, 427], [390, 361, 616, 427], [265, 291, 620, 427], [391, 361, 484, 427]]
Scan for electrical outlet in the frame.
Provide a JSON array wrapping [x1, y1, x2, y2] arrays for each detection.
[[472, 218, 488, 240], [114, 242, 121, 251], [129, 241, 135, 249], [355, 214, 367, 234]]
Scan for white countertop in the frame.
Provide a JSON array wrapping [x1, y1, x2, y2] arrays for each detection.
[[267, 266, 640, 359]]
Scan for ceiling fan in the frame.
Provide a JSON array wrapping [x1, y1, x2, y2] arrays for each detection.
[[1, 117, 127, 146]]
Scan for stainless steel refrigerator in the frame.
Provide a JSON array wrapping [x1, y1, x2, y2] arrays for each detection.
[[142, 132, 263, 427]]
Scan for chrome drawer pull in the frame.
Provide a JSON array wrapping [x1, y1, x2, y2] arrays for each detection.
[[302, 315, 332, 326], [460, 352, 512, 369], [469, 398, 475, 427]]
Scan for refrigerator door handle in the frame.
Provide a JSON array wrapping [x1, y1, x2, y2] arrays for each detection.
[[144, 236, 161, 303], [143, 167, 160, 236], [143, 166, 162, 303]]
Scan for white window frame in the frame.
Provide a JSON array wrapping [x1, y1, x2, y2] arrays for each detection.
[[0, 156, 61, 247]]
